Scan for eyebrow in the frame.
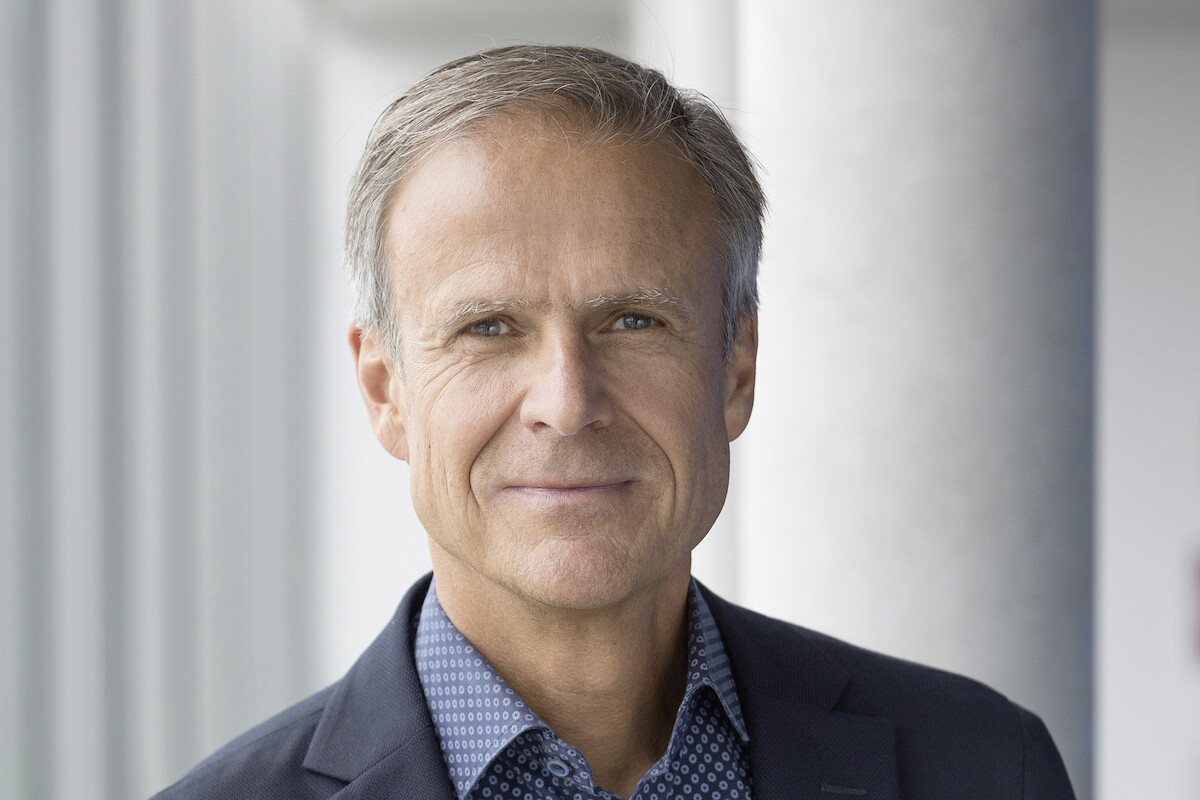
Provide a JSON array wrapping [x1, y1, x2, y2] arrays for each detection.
[[580, 287, 685, 312], [434, 298, 543, 335], [579, 288, 697, 326]]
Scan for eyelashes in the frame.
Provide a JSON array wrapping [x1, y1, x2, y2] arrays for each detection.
[[467, 318, 512, 337], [609, 313, 657, 331]]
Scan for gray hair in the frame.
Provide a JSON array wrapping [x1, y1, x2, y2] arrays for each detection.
[[345, 44, 764, 360]]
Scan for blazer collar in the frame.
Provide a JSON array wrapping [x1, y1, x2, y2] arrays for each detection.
[[301, 575, 896, 800], [303, 574, 456, 800], [700, 583, 900, 800]]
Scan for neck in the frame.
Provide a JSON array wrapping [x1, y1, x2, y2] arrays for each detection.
[[429, 549, 692, 799]]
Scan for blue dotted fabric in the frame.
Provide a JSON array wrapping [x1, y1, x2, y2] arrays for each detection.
[[414, 580, 752, 800]]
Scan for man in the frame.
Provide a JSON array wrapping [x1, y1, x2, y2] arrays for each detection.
[[154, 45, 1075, 799]]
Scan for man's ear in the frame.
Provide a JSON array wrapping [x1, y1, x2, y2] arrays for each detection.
[[349, 324, 409, 462], [724, 313, 757, 442]]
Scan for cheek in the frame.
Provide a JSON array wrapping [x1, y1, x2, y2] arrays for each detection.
[[610, 356, 727, 460], [640, 345, 725, 410], [408, 363, 520, 487]]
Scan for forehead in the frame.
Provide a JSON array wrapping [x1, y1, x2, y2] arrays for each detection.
[[383, 112, 722, 305], [390, 112, 715, 232]]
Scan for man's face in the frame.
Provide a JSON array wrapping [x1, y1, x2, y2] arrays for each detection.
[[355, 113, 756, 610]]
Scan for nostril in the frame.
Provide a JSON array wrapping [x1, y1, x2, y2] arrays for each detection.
[[519, 343, 611, 435]]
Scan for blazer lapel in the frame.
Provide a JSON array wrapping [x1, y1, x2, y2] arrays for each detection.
[[701, 585, 900, 800], [326, 734, 455, 800], [303, 575, 456, 800], [301, 575, 896, 799]]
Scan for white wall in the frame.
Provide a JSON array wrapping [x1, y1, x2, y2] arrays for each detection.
[[1098, 4, 1200, 798]]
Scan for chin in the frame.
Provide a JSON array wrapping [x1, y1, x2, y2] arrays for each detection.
[[501, 538, 685, 611]]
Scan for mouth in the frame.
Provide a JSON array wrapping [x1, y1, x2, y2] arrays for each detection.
[[508, 479, 633, 491], [503, 480, 635, 502]]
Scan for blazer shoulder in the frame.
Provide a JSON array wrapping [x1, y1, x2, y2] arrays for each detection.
[[150, 686, 344, 800], [708, 589, 1015, 716], [704, 590, 1075, 798], [802, 619, 1016, 715]]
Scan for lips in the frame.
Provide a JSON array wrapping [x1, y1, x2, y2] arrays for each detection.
[[474, 439, 648, 501], [500, 480, 636, 504], [508, 479, 633, 491]]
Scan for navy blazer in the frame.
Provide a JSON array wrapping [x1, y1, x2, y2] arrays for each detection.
[[152, 574, 1075, 799]]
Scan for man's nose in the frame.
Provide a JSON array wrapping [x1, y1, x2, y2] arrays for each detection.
[[519, 331, 613, 435]]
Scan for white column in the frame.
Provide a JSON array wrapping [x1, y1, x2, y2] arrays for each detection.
[[735, 2, 1094, 797], [1, 1, 321, 796], [47, 0, 109, 792], [2, 4, 54, 798], [1098, 5, 1200, 799]]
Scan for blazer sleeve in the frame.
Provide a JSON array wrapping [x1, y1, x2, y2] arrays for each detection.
[[1019, 707, 1077, 800]]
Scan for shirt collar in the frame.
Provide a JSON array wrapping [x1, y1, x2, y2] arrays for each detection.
[[413, 577, 748, 799], [684, 578, 749, 741]]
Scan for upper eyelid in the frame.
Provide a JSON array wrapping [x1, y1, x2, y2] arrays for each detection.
[[460, 315, 515, 336], [438, 290, 688, 328], [614, 309, 658, 321], [593, 300, 689, 329], [606, 310, 664, 331], [439, 302, 682, 340], [439, 300, 535, 336], [460, 312, 656, 330]]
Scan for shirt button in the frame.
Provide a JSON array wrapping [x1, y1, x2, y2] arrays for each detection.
[[545, 758, 571, 778]]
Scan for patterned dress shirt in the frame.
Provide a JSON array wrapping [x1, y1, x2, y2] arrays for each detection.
[[414, 579, 753, 800]]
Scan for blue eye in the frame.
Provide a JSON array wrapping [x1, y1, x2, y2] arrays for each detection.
[[612, 313, 655, 331], [469, 318, 510, 337]]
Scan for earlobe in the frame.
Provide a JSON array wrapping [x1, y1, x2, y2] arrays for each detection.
[[724, 314, 757, 442], [349, 324, 409, 461]]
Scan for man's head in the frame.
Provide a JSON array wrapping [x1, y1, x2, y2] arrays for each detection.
[[345, 45, 764, 362], [347, 46, 763, 611]]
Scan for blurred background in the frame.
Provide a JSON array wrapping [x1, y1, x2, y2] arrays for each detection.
[[2, 1, 1197, 798]]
